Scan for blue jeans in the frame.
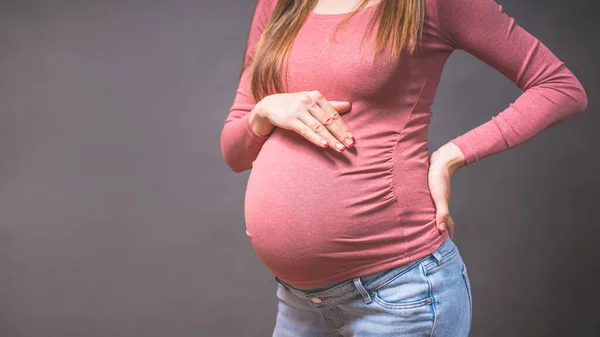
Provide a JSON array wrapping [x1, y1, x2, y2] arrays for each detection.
[[272, 236, 472, 336]]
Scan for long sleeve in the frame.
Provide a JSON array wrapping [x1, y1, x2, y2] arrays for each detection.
[[436, 0, 588, 166], [220, 0, 277, 173]]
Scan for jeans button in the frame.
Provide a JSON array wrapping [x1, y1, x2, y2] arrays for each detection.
[[310, 297, 322, 303]]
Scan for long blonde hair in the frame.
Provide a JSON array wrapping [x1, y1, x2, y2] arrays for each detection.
[[247, 0, 424, 103]]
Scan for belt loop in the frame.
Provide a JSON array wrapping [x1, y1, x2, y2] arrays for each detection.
[[352, 278, 372, 304], [275, 276, 290, 291], [432, 250, 443, 265]]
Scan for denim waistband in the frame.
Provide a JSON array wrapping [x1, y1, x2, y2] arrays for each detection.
[[274, 234, 454, 306]]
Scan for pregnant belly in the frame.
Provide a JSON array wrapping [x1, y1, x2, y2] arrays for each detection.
[[244, 128, 437, 283]]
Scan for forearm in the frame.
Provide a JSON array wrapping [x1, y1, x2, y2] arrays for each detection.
[[220, 104, 272, 173], [436, 0, 588, 167], [220, 0, 278, 173], [448, 68, 587, 166]]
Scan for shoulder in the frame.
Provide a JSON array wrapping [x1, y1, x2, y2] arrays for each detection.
[[245, 0, 279, 38], [424, 0, 515, 47], [427, 0, 508, 24], [255, 0, 278, 17]]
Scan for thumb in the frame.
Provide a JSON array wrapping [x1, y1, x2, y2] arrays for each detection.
[[435, 203, 450, 233], [329, 100, 352, 114]]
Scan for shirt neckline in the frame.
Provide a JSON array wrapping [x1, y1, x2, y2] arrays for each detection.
[[308, 1, 382, 21]]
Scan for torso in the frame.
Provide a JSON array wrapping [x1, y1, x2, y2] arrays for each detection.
[[245, 0, 452, 287]]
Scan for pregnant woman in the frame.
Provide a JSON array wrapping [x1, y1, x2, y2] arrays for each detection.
[[220, 0, 588, 335]]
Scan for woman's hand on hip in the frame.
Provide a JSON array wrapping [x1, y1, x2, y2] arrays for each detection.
[[428, 142, 467, 240], [251, 90, 354, 152]]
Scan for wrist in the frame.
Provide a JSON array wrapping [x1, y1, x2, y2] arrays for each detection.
[[248, 102, 274, 137], [432, 142, 467, 171]]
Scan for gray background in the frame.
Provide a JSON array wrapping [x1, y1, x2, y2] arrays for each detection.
[[0, 0, 597, 336]]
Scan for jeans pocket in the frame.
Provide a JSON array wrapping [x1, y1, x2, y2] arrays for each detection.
[[368, 261, 433, 310]]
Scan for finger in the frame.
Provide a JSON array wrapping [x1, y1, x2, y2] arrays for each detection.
[[295, 110, 345, 152], [305, 91, 355, 149], [447, 216, 455, 240], [287, 117, 332, 149], [328, 100, 352, 114], [436, 204, 450, 233], [297, 93, 347, 152]]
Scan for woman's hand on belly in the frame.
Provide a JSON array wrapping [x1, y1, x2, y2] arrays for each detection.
[[427, 143, 467, 240], [254, 90, 355, 153]]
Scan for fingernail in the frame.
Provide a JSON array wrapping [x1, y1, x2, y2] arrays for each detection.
[[344, 138, 354, 148], [336, 143, 345, 152], [320, 139, 328, 147], [346, 131, 354, 140]]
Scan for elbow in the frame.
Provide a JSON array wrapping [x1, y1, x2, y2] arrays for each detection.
[[555, 74, 588, 119], [575, 81, 588, 113], [222, 156, 243, 173], [221, 152, 250, 173], [229, 162, 251, 173], [230, 166, 250, 174], [546, 64, 589, 116], [566, 70, 588, 113], [220, 136, 250, 173], [557, 80, 588, 124]]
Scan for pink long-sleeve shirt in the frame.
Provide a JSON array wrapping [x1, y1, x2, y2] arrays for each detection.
[[220, 0, 588, 287]]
